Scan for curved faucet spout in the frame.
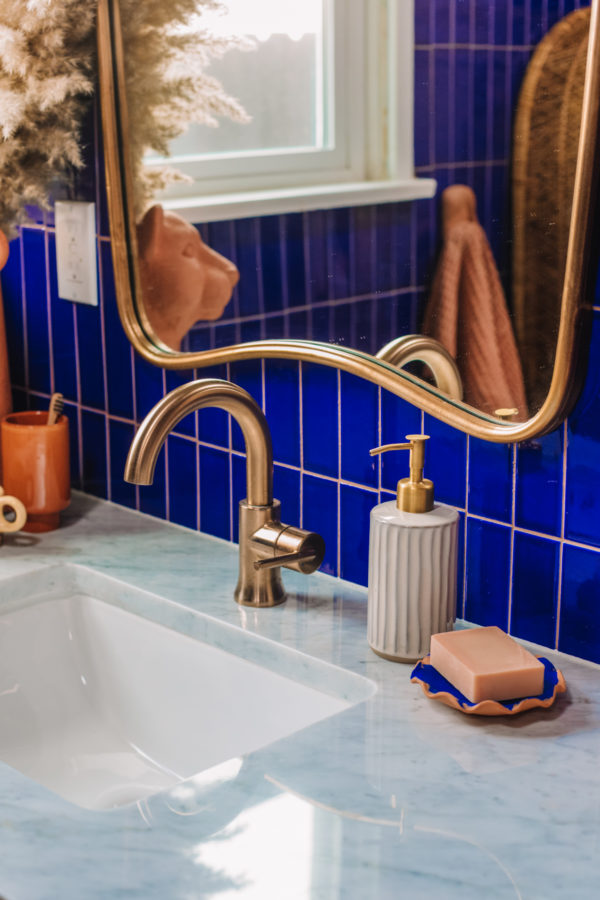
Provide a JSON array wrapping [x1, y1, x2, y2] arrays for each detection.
[[124, 379, 273, 507]]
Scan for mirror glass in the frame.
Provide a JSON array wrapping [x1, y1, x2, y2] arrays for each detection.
[[102, 0, 597, 431]]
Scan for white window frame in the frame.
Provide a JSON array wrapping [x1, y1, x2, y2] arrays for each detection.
[[152, 0, 435, 223]]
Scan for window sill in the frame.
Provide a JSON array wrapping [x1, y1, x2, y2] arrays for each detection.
[[163, 177, 437, 224]]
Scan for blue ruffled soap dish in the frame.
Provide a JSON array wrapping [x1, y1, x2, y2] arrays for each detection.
[[410, 655, 566, 716]]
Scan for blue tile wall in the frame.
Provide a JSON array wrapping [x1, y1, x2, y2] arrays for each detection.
[[3, 1, 600, 663]]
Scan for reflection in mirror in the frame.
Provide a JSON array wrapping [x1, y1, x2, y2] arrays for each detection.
[[99, 0, 600, 440]]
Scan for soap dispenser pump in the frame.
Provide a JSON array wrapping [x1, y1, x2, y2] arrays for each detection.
[[367, 435, 459, 663]]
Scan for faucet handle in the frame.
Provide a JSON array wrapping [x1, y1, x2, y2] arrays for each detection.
[[251, 522, 325, 574]]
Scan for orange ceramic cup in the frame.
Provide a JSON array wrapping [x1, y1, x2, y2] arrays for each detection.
[[0, 411, 70, 532]]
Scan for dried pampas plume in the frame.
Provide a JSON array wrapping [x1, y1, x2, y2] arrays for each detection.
[[0, 0, 247, 236]]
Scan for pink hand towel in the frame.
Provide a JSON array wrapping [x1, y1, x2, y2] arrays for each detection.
[[423, 186, 528, 420]]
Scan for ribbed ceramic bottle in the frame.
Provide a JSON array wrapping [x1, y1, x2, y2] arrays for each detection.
[[367, 501, 458, 662]]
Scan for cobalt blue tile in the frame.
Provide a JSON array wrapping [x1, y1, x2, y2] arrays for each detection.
[[565, 311, 600, 546], [434, 0, 451, 42], [473, 51, 489, 161], [375, 204, 412, 293], [414, 50, 432, 169], [302, 474, 338, 576], [414, 195, 437, 286], [331, 303, 353, 347], [464, 518, 511, 628], [340, 373, 378, 488], [305, 210, 330, 303], [423, 415, 467, 508], [109, 419, 137, 510], [287, 310, 309, 340], [414, 0, 432, 44], [493, 0, 510, 45], [339, 484, 377, 587], [135, 356, 164, 420], [310, 305, 332, 345], [456, 510, 466, 618], [48, 235, 77, 403], [11, 388, 27, 411], [22, 229, 51, 395], [81, 409, 108, 499], [302, 363, 338, 478], [239, 319, 264, 343], [259, 216, 284, 313], [234, 218, 262, 316], [101, 243, 134, 420], [263, 314, 286, 340], [206, 220, 236, 271], [433, 50, 451, 165], [199, 446, 230, 541], [512, 1, 526, 44], [195, 364, 229, 447], [453, 50, 471, 163], [516, 431, 563, 536], [511, 532, 559, 648], [185, 325, 212, 353], [559, 544, 600, 663], [474, 2, 491, 42], [328, 208, 351, 301], [468, 438, 513, 523], [376, 292, 413, 353], [283, 213, 306, 308], [77, 302, 105, 410], [380, 389, 421, 493], [229, 359, 263, 453], [273, 465, 300, 527], [232, 452, 246, 543], [1, 237, 25, 387], [264, 360, 300, 467], [350, 300, 375, 355], [168, 434, 198, 530], [350, 206, 376, 297], [455, 0, 471, 43], [491, 52, 509, 161], [528, 0, 546, 46], [63, 401, 81, 488]]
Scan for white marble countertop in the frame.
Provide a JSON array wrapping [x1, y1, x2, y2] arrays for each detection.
[[0, 493, 599, 900]]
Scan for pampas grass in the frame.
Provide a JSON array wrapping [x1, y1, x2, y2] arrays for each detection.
[[0, 0, 246, 236]]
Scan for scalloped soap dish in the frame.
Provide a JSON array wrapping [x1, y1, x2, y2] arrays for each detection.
[[411, 655, 566, 716]]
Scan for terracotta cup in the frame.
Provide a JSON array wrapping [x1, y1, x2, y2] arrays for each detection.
[[0, 411, 70, 532]]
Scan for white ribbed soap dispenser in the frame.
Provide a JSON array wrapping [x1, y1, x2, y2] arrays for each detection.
[[367, 435, 459, 663]]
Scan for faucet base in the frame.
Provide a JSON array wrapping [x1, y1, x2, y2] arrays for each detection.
[[234, 501, 286, 608]]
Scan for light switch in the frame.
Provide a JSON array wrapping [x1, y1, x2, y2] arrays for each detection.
[[55, 201, 98, 306]]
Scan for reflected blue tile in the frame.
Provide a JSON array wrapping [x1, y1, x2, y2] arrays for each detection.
[[306, 210, 329, 303], [302, 474, 338, 576], [1, 236, 25, 387], [302, 363, 338, 478], [23, 229, 50, 394], [350, 206, 375, 297], [380, 389, 421, 493], [350, 300, 375, 355], [264, 360, 300, 467], [48, 235, 77, 403], [528, 0, 546, 46], [453, 50, 470, 163], [511, 532, 559, 648], [340, 373, 378, 488], [168, 435, 198, 530], [375, 204, 412, 293], [494, 0, 509, 45], [423, 415, 467, 508], [310, 305, 332, 345], [234, 218, 261, 316], [283, 213, 306, 308], [512, 2, 526, 44], [415, 0, 432, 43], [340, 484, 377, 587], [199, 446, 230, 541], [516, 431, 563, 536], [414, 50, 431, 169], [273, 465, 300, 527], [468, 438, 512, 522], [135, 355, 164, 420], [109, 419, 136, 509], [455, 0, 470, 43], [434, 0, 451, 42], [473, 51, 489, 160], [474, 2, 490, 42], [102, 242, 134, 420], [287, 310, 309, 340], [81, 409, 107, 499], [239, 319, 263, 343], [229, 360, 263, 453], [465, 518, 511, 628], [560, 544, 600, 663], [491, 52, 509, 161], [259, 216, 284, 313], [434, 50, 451, 165], [328, 208, 351, 301], [565, 311, 600, 546]]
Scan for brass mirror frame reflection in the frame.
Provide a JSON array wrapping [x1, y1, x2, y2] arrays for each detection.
[[96, 0, 600, 442]]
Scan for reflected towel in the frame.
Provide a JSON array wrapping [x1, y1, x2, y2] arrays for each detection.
[[0, 230, 12, 422], [423, 186, 528, 419]]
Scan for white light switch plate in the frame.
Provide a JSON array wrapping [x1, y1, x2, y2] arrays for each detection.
[[55, 201, 98, 306]]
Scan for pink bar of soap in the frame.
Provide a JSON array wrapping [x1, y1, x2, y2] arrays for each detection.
[[429, 627, 545, 703]]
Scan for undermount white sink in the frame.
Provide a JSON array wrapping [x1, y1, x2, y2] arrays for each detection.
[[0, 565, 374, 811]]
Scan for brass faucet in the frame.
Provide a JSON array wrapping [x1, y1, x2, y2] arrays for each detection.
[[124, 379, 325, 607]]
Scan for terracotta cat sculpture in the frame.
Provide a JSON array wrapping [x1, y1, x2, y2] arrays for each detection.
[[136, 205, 239, 351]]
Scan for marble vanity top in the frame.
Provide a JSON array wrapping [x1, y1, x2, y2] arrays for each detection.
[[1, 493, 598, 899]]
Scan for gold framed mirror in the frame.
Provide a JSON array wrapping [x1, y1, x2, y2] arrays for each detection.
[[96, 0, 600, 442]]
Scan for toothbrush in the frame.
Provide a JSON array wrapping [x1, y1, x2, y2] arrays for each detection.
[[47, 392, 64, 426]]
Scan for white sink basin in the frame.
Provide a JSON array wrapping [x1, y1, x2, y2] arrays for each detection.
[[0, 565, 373, 810]]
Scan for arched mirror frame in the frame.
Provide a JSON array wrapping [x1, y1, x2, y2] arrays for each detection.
[[96, 0, 600, 443]]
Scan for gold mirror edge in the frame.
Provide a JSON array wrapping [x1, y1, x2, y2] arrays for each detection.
[[96, 0, 600, 445]]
